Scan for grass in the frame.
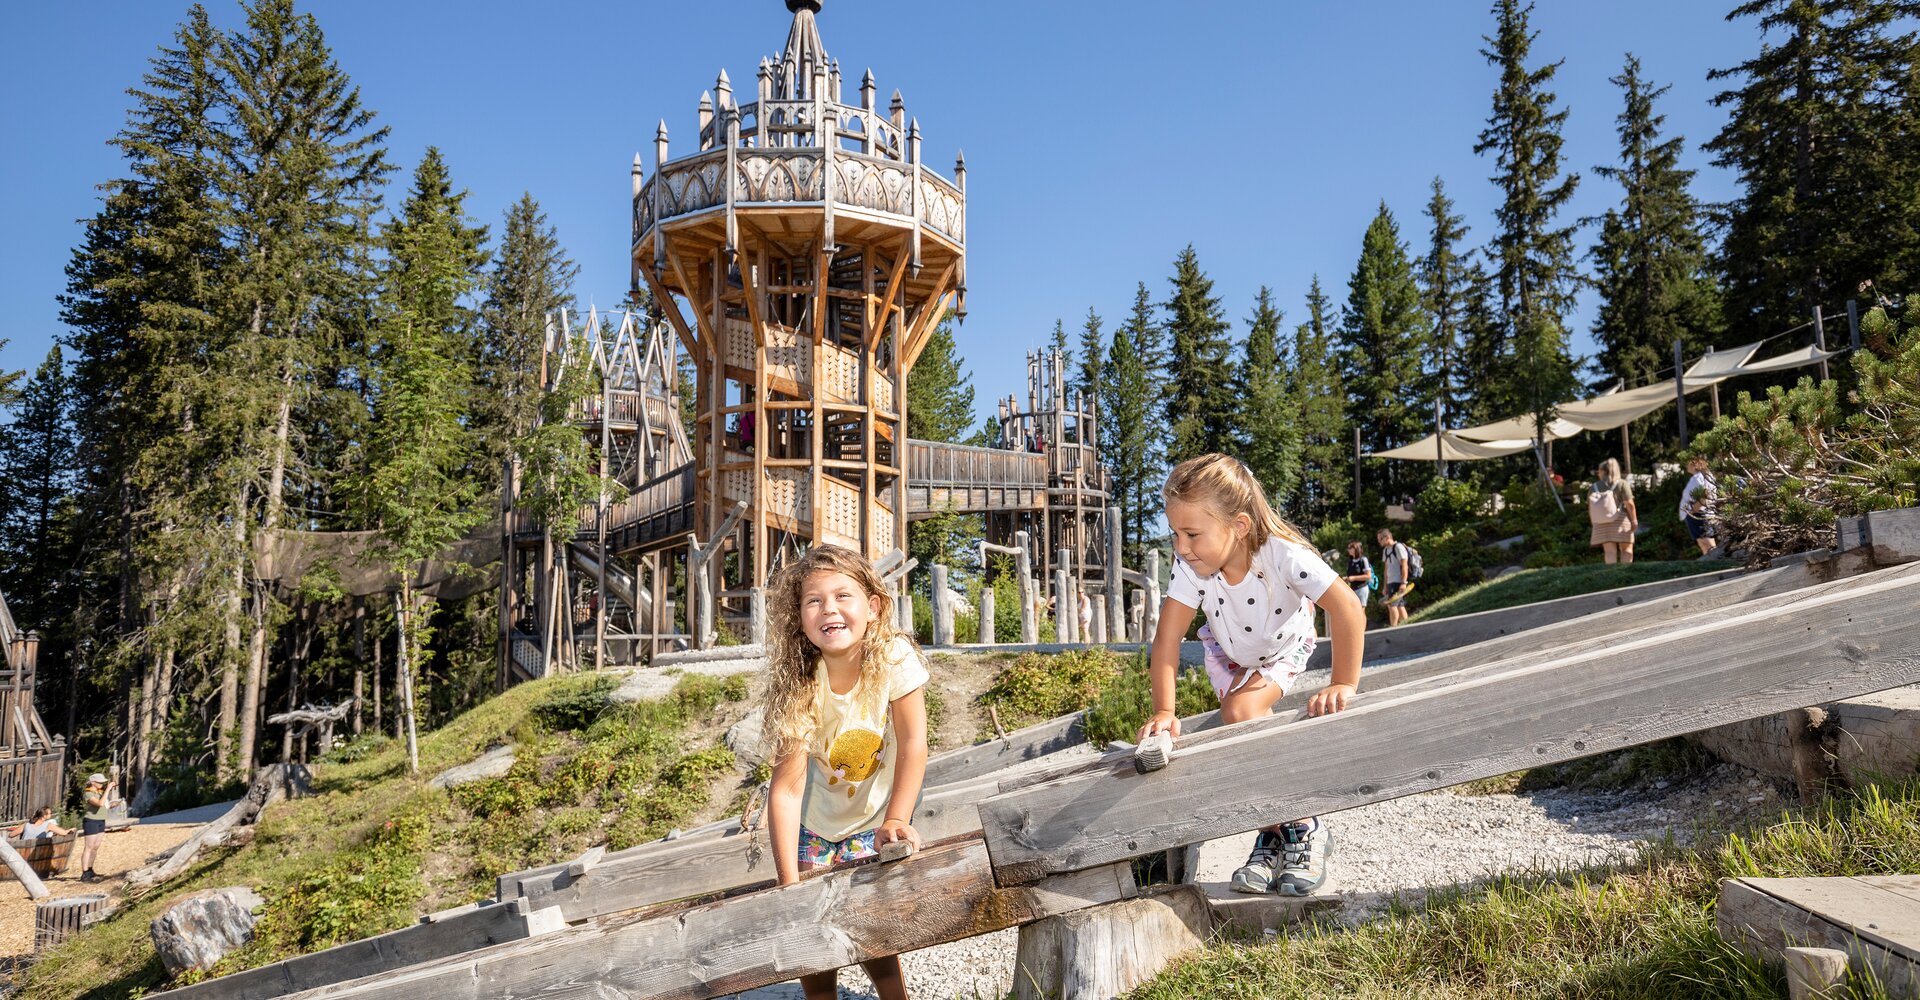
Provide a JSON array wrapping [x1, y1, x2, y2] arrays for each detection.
[[978, 648, 1214, 746], [1407, 560, 1736, 624], [19, 670, 750, 1000], [1128, 777, 1920, 1000]]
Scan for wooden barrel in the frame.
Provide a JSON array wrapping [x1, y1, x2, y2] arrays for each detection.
[[5, 833, 76, 879], [34, 893, 109, 952]]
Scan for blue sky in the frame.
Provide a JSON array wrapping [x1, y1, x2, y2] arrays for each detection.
[[1, 1, 1762, 417]]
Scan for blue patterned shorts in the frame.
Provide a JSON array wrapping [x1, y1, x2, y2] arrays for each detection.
[[798, 825, 878, 867]]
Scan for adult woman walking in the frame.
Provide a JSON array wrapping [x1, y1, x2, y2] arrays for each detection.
[[1587, 458, 1638, 564]]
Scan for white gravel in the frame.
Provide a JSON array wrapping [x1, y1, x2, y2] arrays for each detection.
[[730, 762, 1781, 999]]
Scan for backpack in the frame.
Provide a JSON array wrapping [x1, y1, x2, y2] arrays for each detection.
[[1589, 482, 1621, 524], [1404, 543, 1424, 581]]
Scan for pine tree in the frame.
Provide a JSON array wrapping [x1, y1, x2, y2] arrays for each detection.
[[217, 0, 391, 773], [1707, 1, 1920, 330], [1074, 307, 1104, 412], [356, 149, 488, 772], [1163, 245, 1235, 463], [1589, 54, 1722, 462], [1338, 202, 1429, 497], [1476, 0, 1583, 442], [1420, 178, 1473, 436], [0, 342, 20, 406], [476, 194, 577, 488], [1235, 288, 1300, 505], [1290, 277, 1349, 524], [1048, 318, 1070, 375], [1103, 284, 1160, 561], [0, 347, 77, 625]]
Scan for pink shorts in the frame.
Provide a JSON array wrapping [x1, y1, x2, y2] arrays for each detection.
[[1197, 624, 1314, 700]]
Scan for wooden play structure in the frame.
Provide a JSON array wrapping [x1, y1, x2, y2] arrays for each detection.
[[0, 589, 64, 827], [147, 516, 1920, 999], [499, 0, 1132, 675]]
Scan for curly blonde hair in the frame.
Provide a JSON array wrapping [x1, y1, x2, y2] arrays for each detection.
[[759, 544, 911, 760], [1163, 453, 1312, 551]]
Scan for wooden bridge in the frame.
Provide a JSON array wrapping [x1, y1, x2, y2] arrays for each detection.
[[153, 524, 1920, 1000]]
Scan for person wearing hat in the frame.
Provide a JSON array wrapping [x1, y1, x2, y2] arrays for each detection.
[[80, 773, 113, 882]]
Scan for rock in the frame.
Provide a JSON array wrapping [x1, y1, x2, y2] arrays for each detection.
[[151, 886, 266, 977], [428, 745, 516, 790], [725, 707, 768, 766], [611, 670, 681, 705]]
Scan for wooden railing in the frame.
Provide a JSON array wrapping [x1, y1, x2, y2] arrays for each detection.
[[907, 441, 1047, 490]]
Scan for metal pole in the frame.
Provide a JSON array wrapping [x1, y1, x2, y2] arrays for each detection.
[[1674, 338, 1689, 448], [1434, 398, 1446, 478], [1813, 305, 1830, 381], [1847, 299, 1860, 351]]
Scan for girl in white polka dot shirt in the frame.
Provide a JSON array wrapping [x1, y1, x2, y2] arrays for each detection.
[[1138, 454, 1366, 896]]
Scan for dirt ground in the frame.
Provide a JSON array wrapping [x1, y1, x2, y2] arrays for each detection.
[[0, 801, 227, 980]]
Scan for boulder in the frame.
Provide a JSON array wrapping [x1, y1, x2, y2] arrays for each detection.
[[428, 745, 516, 790], [725, 707, 768, 766], [151, 886, 266, 976]]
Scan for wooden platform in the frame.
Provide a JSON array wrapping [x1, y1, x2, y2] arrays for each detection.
[[1719, 875, 1920, 996]]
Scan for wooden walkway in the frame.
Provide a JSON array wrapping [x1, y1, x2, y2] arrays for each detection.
[[1721, 875, 1920, 996]]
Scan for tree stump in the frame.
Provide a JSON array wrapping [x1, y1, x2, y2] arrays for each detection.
[[1012, 885, 1214, 1000], [35, 894, 111, 952]]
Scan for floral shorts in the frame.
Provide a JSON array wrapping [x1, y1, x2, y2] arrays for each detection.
[[798, 825, 878, 867], [1196, 624, 1315, 700]]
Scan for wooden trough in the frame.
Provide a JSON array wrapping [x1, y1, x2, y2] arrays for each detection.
[[3, 832, 74, 880]]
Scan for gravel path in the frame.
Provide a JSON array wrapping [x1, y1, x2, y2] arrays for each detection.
[[729, 762, 1782, 999]]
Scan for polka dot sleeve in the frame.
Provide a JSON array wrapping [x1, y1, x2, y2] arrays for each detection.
[[1165, 555, 1204, 610], [1271, 540, 1342, 604]]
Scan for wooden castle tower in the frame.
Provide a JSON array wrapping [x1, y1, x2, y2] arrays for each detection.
[[631, 0, 967, 596]]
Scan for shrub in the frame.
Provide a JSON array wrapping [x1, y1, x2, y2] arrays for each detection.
[[1415, 474, 1486, 531], [979, 647, 1122, 726], [1082, 652, 1217, 747]]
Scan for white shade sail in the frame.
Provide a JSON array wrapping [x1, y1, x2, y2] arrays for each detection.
[[1730, 343, 1845, 376], [1684, 342, 1762, 381], [1367, 432, 1538, 461]]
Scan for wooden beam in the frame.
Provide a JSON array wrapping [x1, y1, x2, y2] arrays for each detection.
[[636, 264, 698, 362], [1719, 875, 1920, 996], [978, 566, 1920, 883], [868, 242, 911, 349], [666, 251, 719, 353], [275, 841, 1135, 1000]]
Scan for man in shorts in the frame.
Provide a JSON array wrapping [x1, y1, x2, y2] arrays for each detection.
[[1376, 529, 1412, 627]]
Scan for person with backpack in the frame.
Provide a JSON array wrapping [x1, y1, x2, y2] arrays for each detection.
[[1375, 528, 1416, 626], [1587, 457, 1639, 564], [1340, 540, 1374, 623]]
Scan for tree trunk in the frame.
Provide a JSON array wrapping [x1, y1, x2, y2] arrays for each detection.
[[240, 380, 295, 774], [218, 485, 249, 782], [352, 599, 365, 736], [397, 587, 420, 774], [135, 657, 156, 786], [373, 600, 384, 735]]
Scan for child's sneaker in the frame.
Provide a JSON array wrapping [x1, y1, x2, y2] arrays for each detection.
[[1274, 818, 1331, 897], [1229, 830, 1284, 893]]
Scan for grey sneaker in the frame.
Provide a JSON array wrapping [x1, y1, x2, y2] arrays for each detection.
[[1274, 818, 1331, 896], [1230, 830, 1284, 893]]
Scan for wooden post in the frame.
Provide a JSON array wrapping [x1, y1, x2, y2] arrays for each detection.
[[1674, 338, 1689, 447], [1105, 506, 1124, 642], [1813, 305, 1830, 381], [1054, 551, 1074, 643], [931, 565, 953, 647], [1015, 529, 1037, 644], [1089, 598, 1106, 644], [978, 586, 996, 645], [1847, 298, 1860, 351], [1143, 548, 1162, 642]]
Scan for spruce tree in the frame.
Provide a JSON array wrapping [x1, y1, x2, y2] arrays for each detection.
[[1338, 202, 1429, 496], [217, 0, 391, 772], [1048, 318, 1070, 376], [0, 343, 19, 406], [1163, 244, 1235, 463], [1475, 0, 1583, 442], [476, 194, 578, 487], [1589, 54, 1722, 460], [356, 149, 488, 771], [1103, 288, 1158, 561], [1420, 178, 1473, 436], [1074, 306, 1103, 411], [1290, 277, 1349, 524], [1236, 288, 1300, 505], [0, 347, 77, 625], [1707, 1, 1920, 330]]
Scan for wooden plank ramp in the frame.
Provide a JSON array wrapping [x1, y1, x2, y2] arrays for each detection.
[[1719, 874, 1920, 996], [978, 565, 1920, 882], [270, 840, 1132, 1000]]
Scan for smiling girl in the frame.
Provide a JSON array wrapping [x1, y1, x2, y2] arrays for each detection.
[[1138, 454, 1366, 896], [762, 544, 929, 1000]]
